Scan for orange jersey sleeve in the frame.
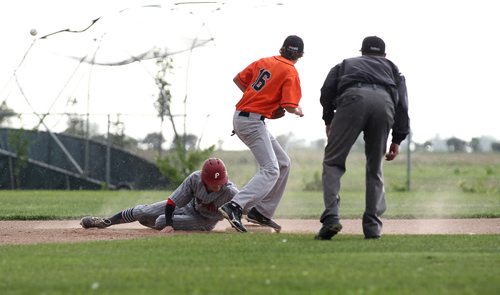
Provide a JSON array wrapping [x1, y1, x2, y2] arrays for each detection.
[[234, 56, 302, 118]]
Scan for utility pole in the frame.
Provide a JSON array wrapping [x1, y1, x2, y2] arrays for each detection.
[[406, 131, 412, 191], [105, 114, 111, 189]]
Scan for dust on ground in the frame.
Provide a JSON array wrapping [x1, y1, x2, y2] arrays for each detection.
[[1, 218, 498, 245]]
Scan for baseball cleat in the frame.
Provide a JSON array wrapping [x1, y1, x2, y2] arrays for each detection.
[[314, 223, 343, 240], [246, 207, 282, 233], [218, 201, 247, 233], [80, 216, 111, 229]]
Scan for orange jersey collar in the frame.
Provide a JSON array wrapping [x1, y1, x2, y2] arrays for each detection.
[[274, 55, 295, 66]]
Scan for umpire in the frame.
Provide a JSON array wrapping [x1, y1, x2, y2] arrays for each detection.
[[316, 36, 410, 240]]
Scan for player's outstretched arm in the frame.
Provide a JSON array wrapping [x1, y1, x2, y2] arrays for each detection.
[[284, 106, 304, 117]]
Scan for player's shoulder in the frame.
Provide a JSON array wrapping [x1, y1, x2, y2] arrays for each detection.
[[187, 170, 202, 178], [185, 170, 203, 185], [253, 55, 278, 65], [222, 181, 239, 194]]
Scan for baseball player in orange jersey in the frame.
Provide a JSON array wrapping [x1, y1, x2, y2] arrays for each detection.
[[219, 35, 305, 233]]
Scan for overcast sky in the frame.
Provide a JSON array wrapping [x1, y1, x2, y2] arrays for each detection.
[[1, 0, 499, 150]]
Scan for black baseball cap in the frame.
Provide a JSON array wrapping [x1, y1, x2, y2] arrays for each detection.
[[360, 36, 385, 55], [282, 35, 304, 53]]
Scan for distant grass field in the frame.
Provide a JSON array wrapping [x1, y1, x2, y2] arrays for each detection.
[[0, 150, 499, 220], [214, 149, 500, 195], [215, 149, 500, 219]]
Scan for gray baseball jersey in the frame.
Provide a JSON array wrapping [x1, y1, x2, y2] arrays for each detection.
[[130, 171, 238, 231]]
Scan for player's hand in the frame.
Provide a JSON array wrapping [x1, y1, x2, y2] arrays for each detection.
[[161, 226, 174, 234], [325, 125, 331, 137], [294, 106, 304, 117], [385, 143, 400, 161], [284, 106, 303, 117], [270, 107, 286, 119]]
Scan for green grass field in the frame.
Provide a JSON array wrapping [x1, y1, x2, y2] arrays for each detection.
[[0, 234, 499, 294], [0, 150, 499, 294]]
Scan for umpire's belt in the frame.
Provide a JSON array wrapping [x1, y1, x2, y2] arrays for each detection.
[[353, 82, 386, 90], [238, 111, 265, 121]]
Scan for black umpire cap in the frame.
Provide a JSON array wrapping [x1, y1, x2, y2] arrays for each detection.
[[361, 36, 385, 55], [282, 35, 304, 54]]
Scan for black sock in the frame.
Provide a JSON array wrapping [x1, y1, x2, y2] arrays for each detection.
[[108, 208, 134, 224]]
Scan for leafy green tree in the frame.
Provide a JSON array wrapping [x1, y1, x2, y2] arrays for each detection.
[[0, 101, 16, 126], [171, 133, 199, 151], [7, 128, 30, 188], [157, 144, 215, 189], [446, 137, 468, 152], [89, 117, 136, 149], [142, 132, 165, 151], [64, 116, 86, 137], [154, 56, 213, 186], [492, 142, 500, 152], [154, 56, 174, 157]]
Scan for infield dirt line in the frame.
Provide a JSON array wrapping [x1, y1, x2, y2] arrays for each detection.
[[1, 218, 498, 234], [0, 219, 498, 245]]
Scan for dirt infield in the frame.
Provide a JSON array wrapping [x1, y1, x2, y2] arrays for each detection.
[[1, 218, 498, 245]]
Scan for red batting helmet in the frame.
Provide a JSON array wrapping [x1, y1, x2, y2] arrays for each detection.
[[201, 158, 228, 186]]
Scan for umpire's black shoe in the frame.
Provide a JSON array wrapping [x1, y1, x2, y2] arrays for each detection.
[[219, 201, 247, 232], [314, 223, 343, 240], [246, 207, 282, 233]]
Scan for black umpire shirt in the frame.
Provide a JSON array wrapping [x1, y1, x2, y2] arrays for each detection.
[[320, 55, 410, 144]]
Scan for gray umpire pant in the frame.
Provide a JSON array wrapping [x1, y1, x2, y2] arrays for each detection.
[[231, 111, 291, 218], [321, 85, 395, 237]]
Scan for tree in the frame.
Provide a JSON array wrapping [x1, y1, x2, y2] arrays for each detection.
[[470, 137, 481, 152], [153, 56, 215, 187], [446, 137, 468, 152], [154, 56, 174, 157], [171, 133, 198, 151], [311, 138, 326, 150], [63, 115, 99, 138], [107, 116, 137, 149], [492, 142, 500, 152], [91, 116, 136, 149], [7, 128, 30, 188], [276, 133, 293, 149], [0, 101, 16, 127], [157, 144, 215, 189], [142, 132, 165, 151]]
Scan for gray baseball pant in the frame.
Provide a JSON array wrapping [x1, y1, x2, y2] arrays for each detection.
[[127, 201, 218, 231], [231, 111, 290, 218]]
